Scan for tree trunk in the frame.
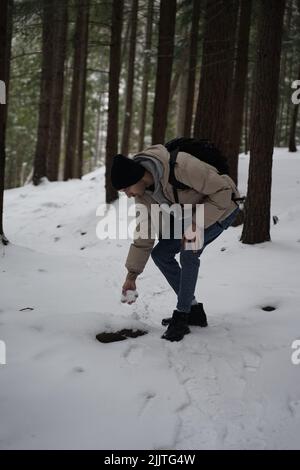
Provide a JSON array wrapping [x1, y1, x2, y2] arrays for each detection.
[[241, 0, 286, 244], [225, 0, 252, 185], [121, 0, 138, 156], [33, 0, 55, 185], [152, 0, 177, 144], [289, 65, 300, 152], [75, 0, 89, 179], [0, 0, 9, 244], [47, 0, 68, 181], [193, 0, 239, 153], [3, 0, 12, 191], [105, 0, 124, 203], [138, 0, 154, 151], [275, 0, 292, 147], [64, 0, 89, 180], [183, 0, 201, 137]]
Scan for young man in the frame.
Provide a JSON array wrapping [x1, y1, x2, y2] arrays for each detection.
[[110, 144, 240, 342]]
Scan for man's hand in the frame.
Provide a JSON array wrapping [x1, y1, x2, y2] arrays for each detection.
[[181, 221, 202, 252], [121, 278, 138, 304]]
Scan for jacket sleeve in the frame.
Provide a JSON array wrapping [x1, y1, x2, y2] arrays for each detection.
[[178, 153, 239, 227], [125, 195, 156, 278]]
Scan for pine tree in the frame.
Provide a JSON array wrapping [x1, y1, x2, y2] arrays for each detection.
[[152, 0, 177, 143], [241, 0, 286, 244], [105, 0, 124, 203]]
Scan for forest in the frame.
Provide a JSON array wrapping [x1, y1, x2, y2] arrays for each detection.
[[1, 0, 300, 452], [1, 0, 299, 246]]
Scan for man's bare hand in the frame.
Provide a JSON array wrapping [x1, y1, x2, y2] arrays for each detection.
[[122, 278, 136, 294], [121, 278, 138, 304], [181, 221, 202, 252]]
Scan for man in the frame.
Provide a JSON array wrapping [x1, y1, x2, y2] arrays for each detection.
[[110, 144, 240, 342]]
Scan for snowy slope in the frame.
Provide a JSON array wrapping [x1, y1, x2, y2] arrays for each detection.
[[0, 149, 300, 450]]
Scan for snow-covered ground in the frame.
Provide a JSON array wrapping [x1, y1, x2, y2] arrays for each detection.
[[0, 148, 300, 450]]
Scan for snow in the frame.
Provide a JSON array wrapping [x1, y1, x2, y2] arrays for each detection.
[[0, 148, 300, 450]]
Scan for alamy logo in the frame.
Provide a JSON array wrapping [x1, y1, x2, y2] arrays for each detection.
[[0, 80, 6, 104], [291, 80, 300, 105], [96, 198, 205, 250], [0, 340, 6, 365], [291, 340, 300, 365]]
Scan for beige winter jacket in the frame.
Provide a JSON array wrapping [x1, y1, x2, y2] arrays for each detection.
[[125, 144, 240, 278]]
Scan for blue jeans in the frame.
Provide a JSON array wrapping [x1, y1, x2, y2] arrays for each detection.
[[151, 207, 240, 313]]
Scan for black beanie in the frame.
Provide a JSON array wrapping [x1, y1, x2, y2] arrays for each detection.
[[111, 154, 145, 190]]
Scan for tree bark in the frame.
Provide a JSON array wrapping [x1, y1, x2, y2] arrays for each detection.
[[64, 0, 89, 180], [3, 0, 12, 191], [183, 0, 201, 137], [75, 0, 89, 178], [47, 0, 68, 181], [193, 0, 239, 152], [105, 0, 124, 203], [0, 0, 10, 244], [225, 0, 252, 185], [33, 0, 55, 185], [275, 0, 293, 147], [138, 0, 154, 151], [121, 0, 138, 156], [152, 0, 177, 144], [241, 0, 286, 244]]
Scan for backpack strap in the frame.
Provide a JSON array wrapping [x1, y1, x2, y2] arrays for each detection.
[[168, 148, 190, 203]]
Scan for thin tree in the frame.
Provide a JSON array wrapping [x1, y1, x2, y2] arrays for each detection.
[[47, 0, 68, 181], [33, 0, 55, 185], [275, 0, 293, 147], [225, 0, 252, 185], [152, 0, 177, 144], [138, 0, 154, 151], [183, 0, 201, 137], [105, 0, 124, 203], [64, 0, 90, 180], [241, 0, 286, 244], [121, 0, 138, 156], [0, 0, 9, 244]]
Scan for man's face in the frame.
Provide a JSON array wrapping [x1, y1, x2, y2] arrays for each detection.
[[119, 180, 145, 198]]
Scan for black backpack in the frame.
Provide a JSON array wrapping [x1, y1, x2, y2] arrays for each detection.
[[164, 137, 239, 204]]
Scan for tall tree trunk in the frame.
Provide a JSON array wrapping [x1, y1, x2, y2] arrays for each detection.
[[105, 0, 124, 203], [152, 0, 177, 144], [183, 0, 201, 137], [193, 0, 239, 153], [33, 0, 55, 185], [241, 0, 286, 244], [0, 0, 10, 244], [3, 0, 12, 191], [275, 0, 293, 147], [289, 65, 300, 152], [75, 0, 89, 178], [47, 0, 68, 181], [138, 0, 154, 151], [121, 0, 138, 156], [64, 0, 89, 180], [225, 0, 252, 185]]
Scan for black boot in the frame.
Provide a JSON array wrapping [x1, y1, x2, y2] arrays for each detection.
[[161, 310, 190, 342], [161, 303, 208, 328]]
